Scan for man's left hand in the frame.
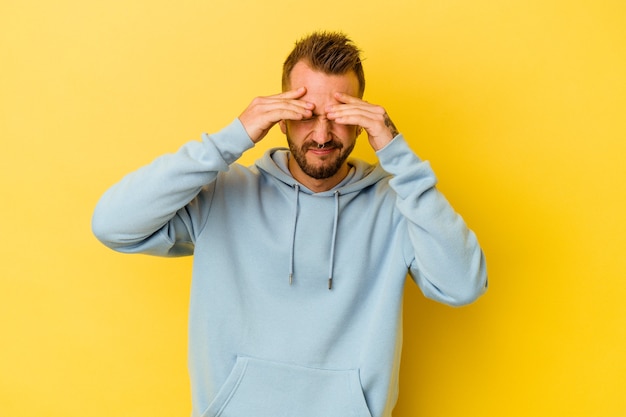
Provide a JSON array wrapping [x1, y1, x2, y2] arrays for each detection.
[[326, 92, 399, 151]]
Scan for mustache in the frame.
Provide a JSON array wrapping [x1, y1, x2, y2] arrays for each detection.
[[303, 139, 343, 151]]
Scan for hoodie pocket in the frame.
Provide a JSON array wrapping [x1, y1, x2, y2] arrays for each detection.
[[201, 356, 373, 417]]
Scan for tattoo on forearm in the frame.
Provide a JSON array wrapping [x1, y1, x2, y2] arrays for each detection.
[[384, 113, 399, 138]]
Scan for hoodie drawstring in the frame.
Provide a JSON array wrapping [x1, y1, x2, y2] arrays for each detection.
[[328, 190, 339, 290], [289, 185, 300, 286], [288, 186, 340, 290]]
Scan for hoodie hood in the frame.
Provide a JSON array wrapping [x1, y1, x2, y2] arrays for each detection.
[[255, 147, 389, 195], [255, 148, 390, 289]]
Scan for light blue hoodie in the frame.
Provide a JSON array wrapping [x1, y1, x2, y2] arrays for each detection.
[[92, 119, 487, 417]]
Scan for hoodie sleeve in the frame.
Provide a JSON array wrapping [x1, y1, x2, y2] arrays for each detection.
[[92, 119, 254, 256], [376, 134, 487, 306]]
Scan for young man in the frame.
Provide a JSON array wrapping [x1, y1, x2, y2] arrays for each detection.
[[93, 31, 487, 417]]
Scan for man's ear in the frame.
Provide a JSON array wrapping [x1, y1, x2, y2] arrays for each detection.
[[279, 120, 287, 134]]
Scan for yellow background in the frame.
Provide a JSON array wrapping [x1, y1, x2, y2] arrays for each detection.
[[2, 0, 625, 416]]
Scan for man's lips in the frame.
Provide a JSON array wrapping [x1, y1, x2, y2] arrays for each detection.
[[305, 142, 341, 155], [308, 146, 337, 155]]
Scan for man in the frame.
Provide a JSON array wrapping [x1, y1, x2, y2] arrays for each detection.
[[93, 31, 487, 417]]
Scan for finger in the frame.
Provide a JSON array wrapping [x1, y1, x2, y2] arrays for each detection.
[[328, 112, 378, 128], [275, 108, 314, 121], [326, 95, 384, 119], [273, 87, 308, 100], [332, 91, 362, 104], [265, 93, 315, 113], [247, 94, 314, 120], [326, 105, 384, 126], [260, 99, 314, 119]]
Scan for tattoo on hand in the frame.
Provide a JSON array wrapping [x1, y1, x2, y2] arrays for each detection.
[[384, 113, 399, 138]]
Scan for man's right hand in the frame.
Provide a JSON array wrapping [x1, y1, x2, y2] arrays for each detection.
[[238, 87, 314, 143]]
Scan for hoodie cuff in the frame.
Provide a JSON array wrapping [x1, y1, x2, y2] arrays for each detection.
[[375, 134, 423, 175], [202, 118, 255, 166], [375, 134, 438, 199]]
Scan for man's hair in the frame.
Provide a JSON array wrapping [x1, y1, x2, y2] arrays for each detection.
[[282, 31, 365, 97]]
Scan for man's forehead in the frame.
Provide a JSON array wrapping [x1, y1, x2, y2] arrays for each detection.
[[289, 62, 359, 99]]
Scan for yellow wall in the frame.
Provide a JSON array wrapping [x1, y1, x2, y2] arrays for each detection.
[[2, 0, 625, 416]]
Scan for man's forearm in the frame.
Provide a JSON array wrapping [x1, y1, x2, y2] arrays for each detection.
[[92, 119, 254, 253]]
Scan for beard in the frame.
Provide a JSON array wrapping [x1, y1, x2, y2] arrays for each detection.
[[287, 135, 355, 180]]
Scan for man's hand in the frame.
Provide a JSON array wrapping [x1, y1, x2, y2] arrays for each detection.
[[238, 87, 314, 143], [326, 92, 399, 151]]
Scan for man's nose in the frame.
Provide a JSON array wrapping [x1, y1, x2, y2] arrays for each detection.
[[311, 117, 332, 144]]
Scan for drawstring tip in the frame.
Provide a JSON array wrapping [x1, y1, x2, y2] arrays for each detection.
[[328, 278, 333, 290], [289, 273, 293, 285]]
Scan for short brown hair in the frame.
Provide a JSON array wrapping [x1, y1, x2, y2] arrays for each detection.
[[282, 31, 365, 97]]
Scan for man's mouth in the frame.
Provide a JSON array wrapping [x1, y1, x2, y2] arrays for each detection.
[[308, 147, 338, 158], [306, 141, 341, 154]]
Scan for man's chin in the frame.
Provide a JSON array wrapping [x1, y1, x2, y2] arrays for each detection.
[[306, 154, 335, 166], [301, 161, 343, 180]]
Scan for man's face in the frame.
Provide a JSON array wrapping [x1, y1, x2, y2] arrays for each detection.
[[280, 61, 361, 182]]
